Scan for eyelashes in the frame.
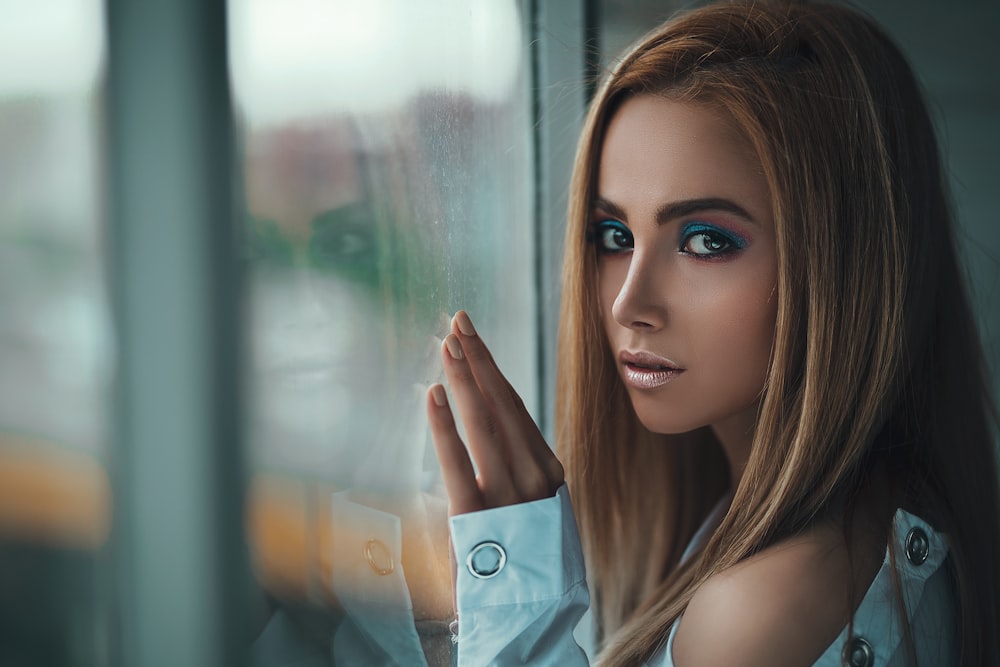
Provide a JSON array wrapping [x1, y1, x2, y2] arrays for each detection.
[[588, 220, 633, 254], [678, 222, 748, 257], [587, 219, 749, 259]]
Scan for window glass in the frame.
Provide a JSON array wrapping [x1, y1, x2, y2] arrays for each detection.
[[0, 0, 111, 664], [229, 1, 536, 662]]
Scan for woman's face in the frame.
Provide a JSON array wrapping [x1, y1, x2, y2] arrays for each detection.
[[595, 95, 778, 451], [245, 124, 389, 475]]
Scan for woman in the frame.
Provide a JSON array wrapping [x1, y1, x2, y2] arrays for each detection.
[[245, 115, 454, 665], [427, 1, 1000, 665]]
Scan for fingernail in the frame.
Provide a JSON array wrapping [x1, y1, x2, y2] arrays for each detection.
[[444, 334, 463, 360], [455, 310, 477, 337], [430, 384, 448, 407]]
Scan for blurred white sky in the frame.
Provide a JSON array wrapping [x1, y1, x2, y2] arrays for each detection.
[[0, 0, 523, 118], [0, 0, 104, 97], [229, 0, 524, 124]]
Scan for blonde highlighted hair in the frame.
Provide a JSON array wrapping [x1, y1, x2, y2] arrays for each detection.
[[555, 1, 1000, 664]]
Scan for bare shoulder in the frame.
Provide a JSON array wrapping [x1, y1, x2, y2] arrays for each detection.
[[672, 523, 864, 667]]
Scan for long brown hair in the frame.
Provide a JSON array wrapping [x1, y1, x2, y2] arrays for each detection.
[[555, 2, 1000, 664]]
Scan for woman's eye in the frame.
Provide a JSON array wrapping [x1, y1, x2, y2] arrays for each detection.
[[314, 228, 372, 259], [310, 205, 377, 264], [308, 205, 380, 286], [679, 223, 745, 257], [683, 232, 730, 254], [590, 220, 633, 254]]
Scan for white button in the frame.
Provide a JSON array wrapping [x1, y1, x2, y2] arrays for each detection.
[[364, 538, 395, 576], [905, 527, 929, 566], [844, 636, 874, 667], [466, 541, 506, 579]]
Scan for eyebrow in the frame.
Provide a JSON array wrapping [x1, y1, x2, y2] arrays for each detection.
[[592, 196, 759, 227]]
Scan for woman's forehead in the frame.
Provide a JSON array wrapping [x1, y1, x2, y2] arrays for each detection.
[[594, 95, 770, 225]]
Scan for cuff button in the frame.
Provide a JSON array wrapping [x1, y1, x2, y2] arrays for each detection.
[[467, 541, 507, 579], [364, 538, 395, 576]]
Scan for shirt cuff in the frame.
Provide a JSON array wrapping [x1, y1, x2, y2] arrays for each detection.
[[450, 484, 587, 611], [328, 491, 427, 666]]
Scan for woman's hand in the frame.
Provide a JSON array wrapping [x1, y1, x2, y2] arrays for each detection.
[[426, 310, 564, 517]]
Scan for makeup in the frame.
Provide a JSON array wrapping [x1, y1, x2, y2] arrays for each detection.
[[620, 350, 684, 390], [596, 95, 777, 439], [678, 221, 749, 257], [587, 219, 633, 254]]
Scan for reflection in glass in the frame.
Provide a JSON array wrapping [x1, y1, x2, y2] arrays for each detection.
[[245, 119, 445, 482], [231, 1, 535, 665]]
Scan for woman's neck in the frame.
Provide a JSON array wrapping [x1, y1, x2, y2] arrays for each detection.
[[710, 418, 755, 490]]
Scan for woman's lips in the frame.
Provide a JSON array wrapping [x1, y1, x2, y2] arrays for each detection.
[[262, 358, 344, 389], [620, 350, 684, 390]]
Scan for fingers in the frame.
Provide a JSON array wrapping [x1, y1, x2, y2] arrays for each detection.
[[426, 384, 483, 515], [440, 332, 520, 506], [447, 311, 564, 501], [451, 311, 525, 425], [427, 309, 564, 518]]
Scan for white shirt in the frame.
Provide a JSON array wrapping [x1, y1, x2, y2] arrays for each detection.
[[450, 485, 957, 666]]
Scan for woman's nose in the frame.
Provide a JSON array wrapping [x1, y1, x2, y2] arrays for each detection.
[[611, 252, 667, 331], [286, 268, 343, 327]]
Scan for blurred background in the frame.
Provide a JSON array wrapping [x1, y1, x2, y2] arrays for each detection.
[[0, 0, 995, 665]]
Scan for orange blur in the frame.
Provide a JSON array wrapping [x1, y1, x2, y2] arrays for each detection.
[[0, 436, 452, 621]]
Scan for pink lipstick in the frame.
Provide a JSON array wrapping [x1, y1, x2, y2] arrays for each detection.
[[620, 350, 684, 390]]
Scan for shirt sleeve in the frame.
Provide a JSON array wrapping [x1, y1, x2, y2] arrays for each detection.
[[328, 491, 429, 666], [449, 484, 592, 667]]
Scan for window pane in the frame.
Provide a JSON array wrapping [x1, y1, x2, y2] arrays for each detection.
[[229, 2, 536, 664], [0, 1, 111, 664]]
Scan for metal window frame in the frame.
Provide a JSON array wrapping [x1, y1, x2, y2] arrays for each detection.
[[106, 1, 248, 665], [531, 0, 590, 437]]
